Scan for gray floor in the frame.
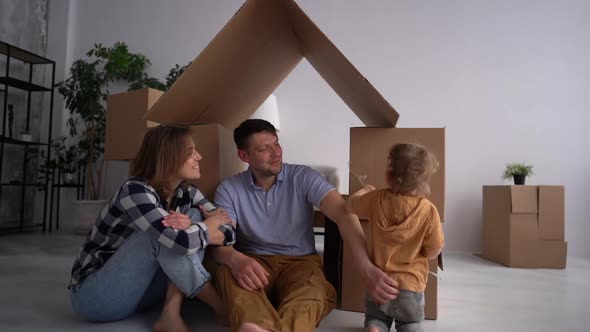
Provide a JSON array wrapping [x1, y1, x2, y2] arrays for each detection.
[[1, 232, 589, 332]]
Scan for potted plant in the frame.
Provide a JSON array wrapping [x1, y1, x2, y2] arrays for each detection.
[[58, 41, 151, 200], [51, 137, 81, 184], [57, 42, 151, 234], [502, 162, 534, 185]]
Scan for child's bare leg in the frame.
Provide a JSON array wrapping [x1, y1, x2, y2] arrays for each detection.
[[239, 322, 272, 332], [193, 281, 228, 326], [154, 284, 190, 332]]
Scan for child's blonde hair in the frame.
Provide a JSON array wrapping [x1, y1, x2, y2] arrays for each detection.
[[387, 143, 439, 196]]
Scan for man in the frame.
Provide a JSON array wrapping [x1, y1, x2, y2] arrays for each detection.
[[213, 119, 399, 332]]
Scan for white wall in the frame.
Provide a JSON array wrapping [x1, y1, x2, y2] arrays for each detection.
[[55, 0, 590, 258]]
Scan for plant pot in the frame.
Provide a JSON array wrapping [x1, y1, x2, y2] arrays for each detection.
[[513, 174, 526, 185]]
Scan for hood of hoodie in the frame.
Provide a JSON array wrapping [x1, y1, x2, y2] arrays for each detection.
[[373, 190, 429, 243]]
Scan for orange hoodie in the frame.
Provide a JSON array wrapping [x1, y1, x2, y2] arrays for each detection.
[[350, 188, 444, 292]]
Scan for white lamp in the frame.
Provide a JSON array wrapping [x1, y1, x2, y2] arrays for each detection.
[[243, 94, 281, 170], [250, 94, 280, 130]]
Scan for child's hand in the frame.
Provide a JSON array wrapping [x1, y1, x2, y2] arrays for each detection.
[[363, 184, 376, 192]]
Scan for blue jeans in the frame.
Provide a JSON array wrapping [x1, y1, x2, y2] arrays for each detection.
[[70, 208, 210, 322], [365, 290, 425, 332]]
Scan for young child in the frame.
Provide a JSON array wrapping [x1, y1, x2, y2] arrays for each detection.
[[347, 143, 444, 332]]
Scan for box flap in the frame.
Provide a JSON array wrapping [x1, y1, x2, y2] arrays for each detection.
[[510, 186, 538, 213], [424, 261, 438, 320], [538, 186, 565, 241], [146, 0, 302, 128], [509, 214, 538, 243], [146, 0, 398, 129], [285, 1, 399, 127], [481, 186, 511, 265]]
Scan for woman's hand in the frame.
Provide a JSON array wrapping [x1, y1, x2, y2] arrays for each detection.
[[200, 206, 236, 228], [162, 211, 192, 231]]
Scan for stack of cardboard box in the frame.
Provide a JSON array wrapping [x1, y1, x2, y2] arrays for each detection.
[[104, 0, 446, 319], [105, 88, 243, 200], [481, 185, 567, 268]]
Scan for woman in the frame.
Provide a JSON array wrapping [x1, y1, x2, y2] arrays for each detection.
[[68, 125, 235, 332]]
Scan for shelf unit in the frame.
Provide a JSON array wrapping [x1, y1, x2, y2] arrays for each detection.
[[0, 41, 55, 233], [48, 165, 86, 231]]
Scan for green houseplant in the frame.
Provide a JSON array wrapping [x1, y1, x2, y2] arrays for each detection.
[[502, 162, 534, 185], [128, 61, 192, 91], [58, 42, 151, 199]]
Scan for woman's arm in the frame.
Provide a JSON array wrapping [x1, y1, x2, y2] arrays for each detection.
[[188, 185, 236, 246], [123, 181, 217, 255]]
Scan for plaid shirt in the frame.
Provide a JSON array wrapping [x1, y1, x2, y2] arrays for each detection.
[[70, 177, 236, 286]]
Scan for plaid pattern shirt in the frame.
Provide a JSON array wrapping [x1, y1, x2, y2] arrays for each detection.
[[70, 177, 236, 286]]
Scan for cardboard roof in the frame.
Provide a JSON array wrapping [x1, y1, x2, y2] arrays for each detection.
[[146, 0, 399, 129]]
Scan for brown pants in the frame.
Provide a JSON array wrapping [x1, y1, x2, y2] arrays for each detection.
[[215, 253, 336, 332]]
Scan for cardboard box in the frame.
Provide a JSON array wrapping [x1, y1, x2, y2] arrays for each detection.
[[105, 88, 163, 160], [126, 124, 243, 200], [145, 0, 399, 128], [186, 124, 244, 200], [481, 186, 567, 269], [348, 128, 445, 218], [339, 127, 445, 320]]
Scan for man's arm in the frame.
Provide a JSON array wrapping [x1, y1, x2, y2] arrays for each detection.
[[212, 181, 269, 291], [319, 190, 399, 304]]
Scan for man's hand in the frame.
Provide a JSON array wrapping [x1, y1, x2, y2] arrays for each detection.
[[200, 206, 236, 228], [362, 263, 399, 304], [228, 251, 269, 291]]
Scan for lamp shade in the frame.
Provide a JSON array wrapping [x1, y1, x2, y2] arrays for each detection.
[[250, 94, 280, 130]]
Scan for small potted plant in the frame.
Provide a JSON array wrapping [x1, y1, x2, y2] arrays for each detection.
[[52, 137, 80, 184], [58, 41, 151, 199], [502, 162, 534, 185], [38, 137, 81, 185]]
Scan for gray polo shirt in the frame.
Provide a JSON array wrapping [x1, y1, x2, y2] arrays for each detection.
[[214, 163, 335, 256]]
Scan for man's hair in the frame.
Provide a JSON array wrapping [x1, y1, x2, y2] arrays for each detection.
[[233, 119, 277, 150], [131, 125, 192, 199], [387, 143, 439, 196]]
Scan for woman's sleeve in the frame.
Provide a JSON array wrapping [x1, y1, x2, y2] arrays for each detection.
[[123, 182, 210, 255], [189, 185, 236, 246]]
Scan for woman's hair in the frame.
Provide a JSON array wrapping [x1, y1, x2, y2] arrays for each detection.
[[387, 143, 439, 196], [131, 125, 192, 199]]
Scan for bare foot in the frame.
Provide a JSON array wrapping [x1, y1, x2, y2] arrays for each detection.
[[154, 310, 190, 332], [239, 322, 271, 332], [366, 326, 381, 332]]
